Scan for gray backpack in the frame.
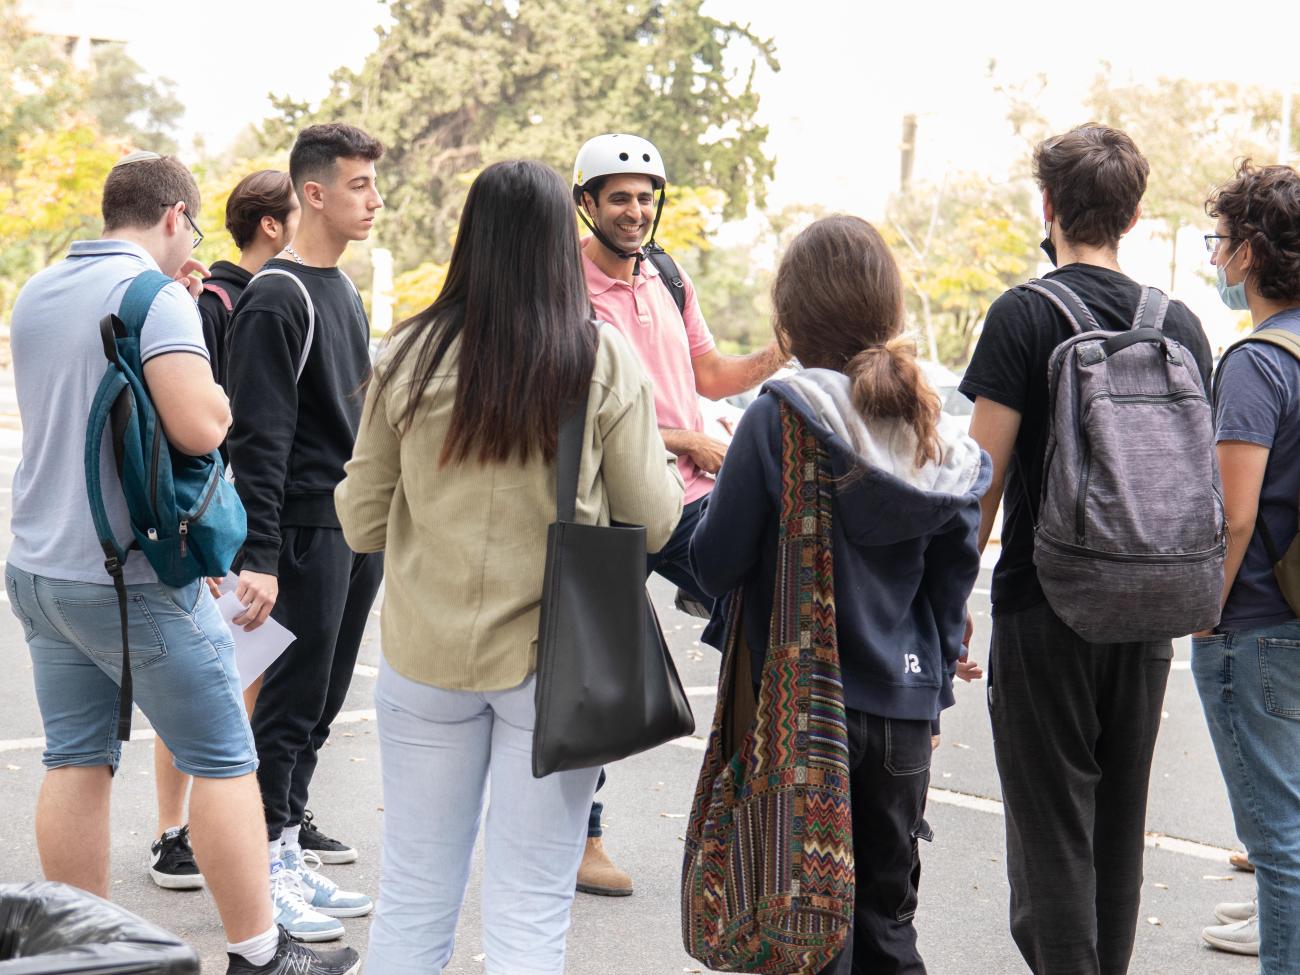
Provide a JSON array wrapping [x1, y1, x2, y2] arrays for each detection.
[[1028, 278, 1225, 642]]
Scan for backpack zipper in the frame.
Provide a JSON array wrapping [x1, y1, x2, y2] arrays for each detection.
[[1076, 448, 1091, 541], [179, 470, 222, 560], [1039, 532, 1224, 564], [149, 423, 161, 516]]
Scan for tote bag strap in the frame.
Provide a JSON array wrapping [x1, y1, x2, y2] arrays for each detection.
[[555, 402, 584, 524]]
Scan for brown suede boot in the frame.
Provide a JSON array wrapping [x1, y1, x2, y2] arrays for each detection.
[[576, 837, 633, 896], [1229, 851, 1255, 872]]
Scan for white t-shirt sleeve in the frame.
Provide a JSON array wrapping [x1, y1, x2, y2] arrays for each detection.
[[139, 280, 210, 363]]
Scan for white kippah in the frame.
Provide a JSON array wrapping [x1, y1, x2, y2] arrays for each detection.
[[113, 150, 163, 167]]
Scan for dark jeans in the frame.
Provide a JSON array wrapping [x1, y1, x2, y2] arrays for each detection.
[[989, 600, 1171, 975], [252, 526, 384, 840], [818, 710, 932, 975], [588, 496, 711, 838]]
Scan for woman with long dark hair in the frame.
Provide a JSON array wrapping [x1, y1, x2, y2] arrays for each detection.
[[336, 160, 682, 975], [690, 215, 989, 974]]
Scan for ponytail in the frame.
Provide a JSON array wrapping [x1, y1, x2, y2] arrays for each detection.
[[844, 336, 942, 468]]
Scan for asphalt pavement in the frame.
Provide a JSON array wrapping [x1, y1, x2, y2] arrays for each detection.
[[0, 366, 1259, 974]]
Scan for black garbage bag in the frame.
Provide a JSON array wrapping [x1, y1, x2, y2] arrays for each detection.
[[0, 882, 198, 974]]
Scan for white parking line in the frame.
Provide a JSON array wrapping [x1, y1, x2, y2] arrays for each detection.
[[0, 710, 1239, 864]]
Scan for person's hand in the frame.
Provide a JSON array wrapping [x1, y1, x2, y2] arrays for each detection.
[[963, 610, 974, 649], [205, 576, 223, 599], [931, 734, 941, 752], [956, 654, 984, 682], [233, 570, 278, 631], [175, 258, 210, 299], [687, 432, 728, 475], [1192, 629, 1214, 638]]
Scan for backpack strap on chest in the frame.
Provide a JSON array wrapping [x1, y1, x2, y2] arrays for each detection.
[[248, 268, 316, 381]]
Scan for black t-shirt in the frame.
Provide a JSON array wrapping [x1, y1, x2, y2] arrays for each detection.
[[959, 263, 1214, 615]]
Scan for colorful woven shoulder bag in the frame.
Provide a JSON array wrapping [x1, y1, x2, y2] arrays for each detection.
[[681, 401, 854, 973]]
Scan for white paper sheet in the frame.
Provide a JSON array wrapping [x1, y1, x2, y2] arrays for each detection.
[[216, 591, 296, 690]]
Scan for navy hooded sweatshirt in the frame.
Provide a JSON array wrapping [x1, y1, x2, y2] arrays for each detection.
[[690, 370, 991, 726]]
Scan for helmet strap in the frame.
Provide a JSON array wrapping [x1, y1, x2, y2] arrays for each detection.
[[576, 183, 668, 272]]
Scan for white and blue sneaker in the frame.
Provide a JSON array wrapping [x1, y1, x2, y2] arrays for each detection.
[[270, 858, 345, 942], [283, 848, 374, 918]]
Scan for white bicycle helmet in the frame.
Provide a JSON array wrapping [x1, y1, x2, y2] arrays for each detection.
[[572, 133, 667, 203]]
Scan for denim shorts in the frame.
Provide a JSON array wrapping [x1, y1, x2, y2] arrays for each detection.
[[5, 563, 257, 777]]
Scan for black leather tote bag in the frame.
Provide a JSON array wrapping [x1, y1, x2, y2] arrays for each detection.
[[531, 404, 695, 777]]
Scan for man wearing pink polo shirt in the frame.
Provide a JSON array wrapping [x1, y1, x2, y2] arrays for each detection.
[[571, 133, 786, 897]]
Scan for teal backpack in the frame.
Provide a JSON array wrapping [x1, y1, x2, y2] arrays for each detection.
[[86, 270, 247, 739]]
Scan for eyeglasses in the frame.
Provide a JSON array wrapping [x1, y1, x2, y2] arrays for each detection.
[[162, 202, 204, 249], [1204, 233, 1237, 255]]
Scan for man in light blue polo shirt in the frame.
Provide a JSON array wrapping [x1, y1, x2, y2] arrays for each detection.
[[6, 152, 359, 975]]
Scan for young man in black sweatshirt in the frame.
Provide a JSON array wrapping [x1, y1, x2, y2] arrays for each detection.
[[225, 123, 385, 941]]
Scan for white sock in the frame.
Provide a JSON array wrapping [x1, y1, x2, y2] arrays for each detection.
[[228, 924, 280, 966], [268, 839, 282, 866], [282, 824, 302, 857], [159, 824, 183, 839]]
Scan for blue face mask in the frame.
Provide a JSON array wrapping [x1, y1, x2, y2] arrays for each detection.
[[1216, 243, 1249, 311]]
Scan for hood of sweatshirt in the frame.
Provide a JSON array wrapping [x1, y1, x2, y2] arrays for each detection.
[[206, 260, 252, 289], [771, 368, 989, 546]]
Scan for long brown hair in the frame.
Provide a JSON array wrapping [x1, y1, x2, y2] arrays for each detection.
[[372, 160, 598, 464], [772, 215, 941, 467]]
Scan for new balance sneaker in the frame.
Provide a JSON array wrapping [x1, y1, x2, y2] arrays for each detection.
[[283, 848, 373, 918], [298, 811, 358, 865], [1214, 898, 1257, 924], [271, 859, 344, 942], [1202, 916, 1260, 956], [149, 825, 205, 890], [226, 926, 359, 975]]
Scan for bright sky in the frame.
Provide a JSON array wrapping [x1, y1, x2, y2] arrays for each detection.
[[22, 0, 1300, 346]]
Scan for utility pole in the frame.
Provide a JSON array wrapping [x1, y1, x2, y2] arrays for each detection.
[[1281, 87, 1293, 166], [900, 114, 917, 190]]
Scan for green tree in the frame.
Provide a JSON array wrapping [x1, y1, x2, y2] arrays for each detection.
[[1085, 66, 1272, 290], [264, 0, 778, 270], [0, 0, 80, 179], [84, 43, 184, 154], [884, 176, 1040, 367]]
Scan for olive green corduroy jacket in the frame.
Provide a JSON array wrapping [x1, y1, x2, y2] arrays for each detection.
[[335, 323, 684, 691]]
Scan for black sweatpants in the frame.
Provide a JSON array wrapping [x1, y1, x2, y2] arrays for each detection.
[[251, 525, 384, 841], [988, 600, 1171, 975], [818, 710, 933, 975]]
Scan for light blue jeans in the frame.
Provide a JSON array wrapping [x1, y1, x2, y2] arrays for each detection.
[[1193, 620, 1300, 973], [5, 563, 255, 777], [366, 659, 601, 975]]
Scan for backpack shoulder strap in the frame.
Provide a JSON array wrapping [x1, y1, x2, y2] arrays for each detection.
[[1237, 328, 1300, 362], [338, 271, 371, 341], [1214, 327, 1300, 401], [1022, 278, 1102, 335], [201, 281, 233, 313], [248, 267, 315, 382], [1132, 286, 1170, 332], [117, 270, 175, 338], [643, 243, 687, 317]]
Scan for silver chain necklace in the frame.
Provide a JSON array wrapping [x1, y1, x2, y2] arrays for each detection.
[[282, 245, 305, 265]]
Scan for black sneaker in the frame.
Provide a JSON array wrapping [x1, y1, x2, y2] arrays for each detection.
[[226, 927, 359, 975], [298, 811, 357, 865], [150, 825, 205, 890]]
